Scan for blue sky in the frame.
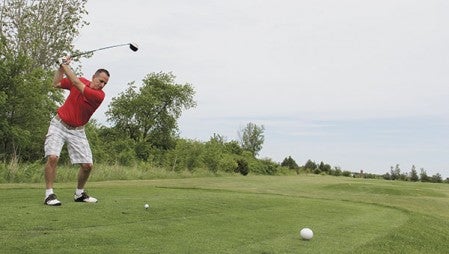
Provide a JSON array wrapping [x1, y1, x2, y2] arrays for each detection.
[[75, 0, 449, 177]]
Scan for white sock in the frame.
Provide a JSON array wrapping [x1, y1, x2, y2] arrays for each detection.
[[45, 189, 54, 198], [75, 189, 84, 196]]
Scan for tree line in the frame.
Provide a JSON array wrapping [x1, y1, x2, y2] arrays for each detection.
[[381, 164, 448, 183]]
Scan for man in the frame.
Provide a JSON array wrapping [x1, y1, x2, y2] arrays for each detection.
[[43, 57, 109, 206]]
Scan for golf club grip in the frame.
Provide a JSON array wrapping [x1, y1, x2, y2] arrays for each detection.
[[70, 51, 93, 58]]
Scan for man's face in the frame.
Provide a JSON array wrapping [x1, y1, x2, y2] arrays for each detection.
[[91, 72, 109, 90]]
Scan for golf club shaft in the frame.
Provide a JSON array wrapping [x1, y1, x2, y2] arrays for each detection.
[[71, 43, 130, 57]]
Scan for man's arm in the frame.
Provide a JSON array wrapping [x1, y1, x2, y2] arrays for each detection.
[[59, 58, 85, 94], [52, 66, 64, 88]]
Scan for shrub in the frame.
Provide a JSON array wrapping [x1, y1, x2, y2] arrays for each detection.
[[118, 149, 136, 166], [248, 158, 279, 175], [342, 171, 352, 177], [218, 155, 238, 173], [235, 159, 249, 176]]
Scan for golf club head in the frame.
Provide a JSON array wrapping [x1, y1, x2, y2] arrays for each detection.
[[129, 43, 139, 52]]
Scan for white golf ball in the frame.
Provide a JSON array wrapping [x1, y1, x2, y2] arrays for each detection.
[[144, 204, 149, 209], [300, 228, 313, 240]]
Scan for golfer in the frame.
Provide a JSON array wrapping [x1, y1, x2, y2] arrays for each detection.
[[43, 57, 109, 206]]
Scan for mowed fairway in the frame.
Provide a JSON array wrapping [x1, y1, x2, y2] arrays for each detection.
[[1, 175, 449, 253]]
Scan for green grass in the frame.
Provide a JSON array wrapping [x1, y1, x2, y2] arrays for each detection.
[[1, 175, 449, 253]]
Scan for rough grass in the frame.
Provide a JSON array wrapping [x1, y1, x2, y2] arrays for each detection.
[[1, 175, 449, 253], [0, 162, 240, 184]]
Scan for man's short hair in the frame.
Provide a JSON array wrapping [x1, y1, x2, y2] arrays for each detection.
[[95, 69, 110, 77]]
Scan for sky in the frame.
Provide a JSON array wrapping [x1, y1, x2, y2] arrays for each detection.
[[75, 0, 449, 177]]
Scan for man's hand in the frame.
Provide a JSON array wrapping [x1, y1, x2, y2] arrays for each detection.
[[58, 57, 85, 94], [56, 56, 71, 66]]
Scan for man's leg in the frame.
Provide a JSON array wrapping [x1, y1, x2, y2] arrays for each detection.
[[74, 163, 98, 203], [67, 128, 97, 203], [44, 155, 62, 206], [43, 117, 66, 206], [77, 163, 92, 190], [45, 155, 59, 189]]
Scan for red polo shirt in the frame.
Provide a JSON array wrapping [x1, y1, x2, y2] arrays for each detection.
[[57, 77, 105, 127]]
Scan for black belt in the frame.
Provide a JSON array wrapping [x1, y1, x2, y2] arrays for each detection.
[[54, 115, 84, 130]]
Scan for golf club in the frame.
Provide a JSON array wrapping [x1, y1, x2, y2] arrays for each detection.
[[70, 42, 139, 58]]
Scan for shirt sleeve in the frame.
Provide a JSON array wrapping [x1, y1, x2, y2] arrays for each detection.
[[60, 78, 72, 89], [83, 86, 105, 104]]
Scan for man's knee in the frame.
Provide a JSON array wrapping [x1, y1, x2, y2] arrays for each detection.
[[80, 163, 93, 172], [46, 155, 59, 166]]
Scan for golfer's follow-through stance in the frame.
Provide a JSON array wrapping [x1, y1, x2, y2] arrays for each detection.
[[43, 57, 109, 206]]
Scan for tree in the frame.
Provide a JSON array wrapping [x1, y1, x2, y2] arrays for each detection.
[[420, 168, 430, 182], [203, 136, 225, 173], [0, 0, 88, 161], [304, 159, 317, 172], [106, 72, 196, 150], [0, 0, 88, 69], [383, 172, 392, 180], [163, 138, 205, 171], [224, 140, 243, 155], [238, 122, 264, 157], [410, 165, 419, 182], [319, 161, 331, 173], [333, 166, 342, 176], [390, 164, 401, 180], [431, 173, 443, 183], [0, 52, 60, 161], [281, 156, 299, 170]]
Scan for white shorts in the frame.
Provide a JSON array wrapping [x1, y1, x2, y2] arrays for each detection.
[[44, 117, 93, 164]]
